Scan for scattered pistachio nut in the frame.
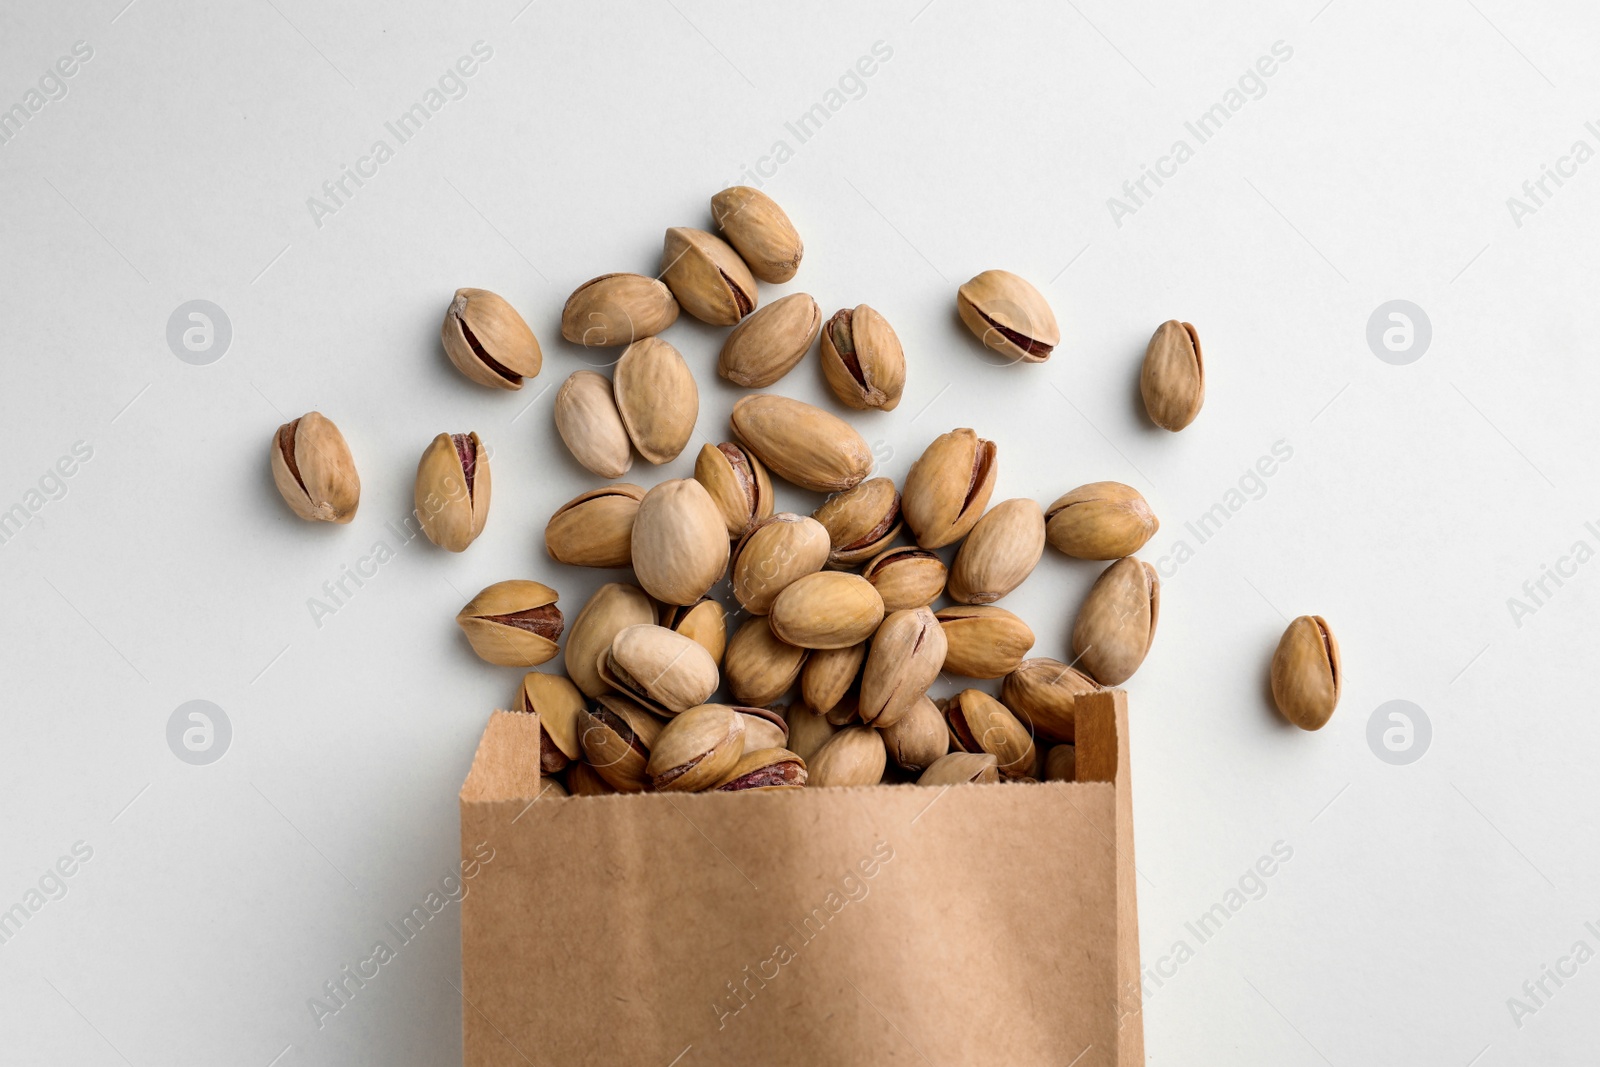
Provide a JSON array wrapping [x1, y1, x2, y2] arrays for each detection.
[[730, 394, 874, 494], [613, 337, 698, 465], [1045, 482, 1159, 560], [711, 186, 803, 283], [630, 479, 730, 606], [554, 370, 633, 479], [415, 431, 489, 551], [600, 623, 720, 716], [808, 726, 887, 788], [723, 616, 809, 707], [1270, 615, 1341, 730], [1140, 320, 1204, 432], [947, 498, 1046, 604], [660, 227, 758, 326], [730, 513, 831, 615], [813, 478, 902, 567], [715, 747, 807, 791], [1000, 658, 1099, 744], [579, 695, 664, 792], [800, 642, 867, 717], [956, 270, 1059, 364], [819, 304, 906, 411], [545, 483, 645, 569], [901, 428, 997, 549], [918, 751, 1000, 786], [784, 703, 839, 765], [882, 695, 950, 772], [456, 580, 562, 667], [271, 412, 360, 524], [694, 441, 775, 540], [648, 704, 746, 791], [1071, 557, 1160, 686], [659, 598, 728, 667], [564, 583, 656, 698], [718, 293, 821, 388], [936, 605, 1034, 679], [734, 705, 790, 752], [859, 606, 947, 728], [441, 288, 542, 389], [768, 572, 885, 650], [518, 670, 585, 775], [946, 689, 1037, 779], [861, 547, 947, 611], [560, 273, 679, 347]]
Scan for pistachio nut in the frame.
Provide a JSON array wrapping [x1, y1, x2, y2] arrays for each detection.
[[660, 226, 758, 326], [999, 658, 1099, 744], [918, 751, 999, 786], [861, 547, 947, 611], [659, 598, 728, 667], [1044, 744, 1077, 782], [1071, 557, 1160, 686], [812, 478, 902, 567], [1270, 615, 1341, 731], [711, 186, 803, 283], [271, 412, 360, 524], [730, 513, 832, 615], [1140, 320, 1204, 432], [565, 760, 616, 796], [808, 726, 887, 788], [956, 269, 1059, 364], [768, 572, 885, 650], [554, 370, 633, 479], [946, 689, 1037, 779], [578, 695, 664, 792], [859, 606, 947, 728], [729, 394, 874, 494], [723, 616, 808, 707], [415, 431, 489, 552], [630, 479, 730, 606], [718, 293, 822, 388], [441, 287, 542, 389], [714, 747, 807, 791], [648, 704, 746, 791], [537, 775, 570, 800], [901, 428, 997, 549], [600, 623, 720, 716], [784, 703, 839, 764], [614, 337, 698, 464], [455, 580, 562, 667], [544, 483, 645, 569], [518, 670, 586, 775], [947, 498, 1045, 604], [819, 304, 906, 411], [560, 273, 679, 347], [800, 642, 866, 717], [694, 441, 775, 539], [881, 695, 949, 772], [733, 705, 790, 752], [564, 582, 656, 698], [1045, 481, 1159, 560], [824, 693, 862, 727], [936, 605, 1034, 679]]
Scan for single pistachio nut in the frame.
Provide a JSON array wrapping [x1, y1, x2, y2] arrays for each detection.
[[694, 441, 775, 540], [648, 704, 746, 791], [808, 726, 887, 788], [919, 751, 1000, 786], [659, 598, 728, 667], [564, 583, 656, 698], [946, 689, 1037, 779], [518, 671, 586, 775], [715, 747, 807, 791], [578, 695, 664, 793], [660, 227, 758, 326], [813, 478, 902, 567], [537, 775, 569, 800], [733, 705, 790, 752], [560, 273, 679, 347], [1071, 556, 1160, 686], [784, 703, 839, 764], [1140, 320, 1204, 432], [723, 616, 809, 706], [1045, 481, 1159, 560], [630, 479, 730, 606], [545, 483, 645, 569], [861, 547, 947, 611], [455, 580, 562, 667], [956, 270, 1059, 364], [730, 513, 832, 615], [859, 606, 947, 728], [1270, 615, 1341, 730], [768, 572, 885, 650], [901, 428, 997, 549], [271, 412, 360, 524], [415, 431, 490, 552], [800, 642, 866, 717], [819, 305, 906, 411], [441, 288, 542, 389], [999, 658, 1100, 744], [947, 498, 1046, 604], [936, 605, 1034, 679], [1044, 744, 1077, 782], [554, 370, 633, 478], [718, 293, 821, 388], [614, 337, 698, 464], [711, 186, 803, 283], [882, 695, 950, 772], [600, 623, 719, 716], [565, 760, 616, 796], [730, 394, 874, 494]]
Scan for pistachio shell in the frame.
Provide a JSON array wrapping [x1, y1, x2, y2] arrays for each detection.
[[999, 658, 1100, 744], [614, 337, 698, 464], [660, 227, 758, 326], [694, 442, 775, 540], [901, 428, 997, 549], [1044, 744, 1077, 782], [1071, 557, 1160, 686], [554, 370, 633, 478], [861, 547, 947, 611], [935, 605, 1034, 679], [1141, 320, 1204, 431], [648, 704, 746, 791], [537, 775, 570, 800], [564, 583, 656, 698], [812, 478, 902, 567], [723, 616, 808, 706], [456, 580, 562, 667], [718, 293, 822, 388], [800, 642, 866, 717], [784, 703, 839, 765], [415, 431, 490, 552], [441, 288, 542, 389], [711, 186, 803, 283], [714, 747, 807, 790], [630, 479, 731, 606], [578, 696, 664, 792], [768, 572, 885, 650], [947, 498, 1046, 604], [733, 705, 790, 752], [859, 606, 947, 728], [956, 270, 1059, 364], [824, 694, 862, 727], [808, 726, 887, 788], [881, 695, 950, 772], [918, 751, 999, 786], [946, 689, 1036, 779], [1271, 615, 1341, 730], [819, 304, 906, 411], [271, 411, 360, 524], [601, 624, 719, 715], [545, 483, 645, 569], [729, 394, 874, 494], [730, 514, 831, 615], [659, 598, 728, 667], [560, 273, 679, 347], [565, 760, 616, 796], [518, 670, 586, 774], [1045, 482, 1159, 560]]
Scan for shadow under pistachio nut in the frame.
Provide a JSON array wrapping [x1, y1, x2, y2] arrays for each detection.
[[519, 670, 586, 775], [694, 441, 774, 539], [1140, 320, 1204, 432], [648, 704, 746, 791], [733, 705, 790, 751], [416, 431, 489, 552], [614, 337, 698, 465], [659, 598, 728, 667], [946, 689, 1037, 780], [947, 497, 1045, 605], [455, 580, 562, 667], [1045, 481, 1159, 560], [560, 272, 679, 347], [723, 616, 808, 707], [861, 546, 947, 611], [1271, 615, 1341, 731], [660, 226, 758, 326], [1071, 556, 1160, 687], [730, 513, 832, 615], [711, 186, 803, 284], [800, 641, 867, 717], [718, 293, 821, 388], [820, 304, 906, 412], [601, 623, 719, 716], [936, 605, 1035, 679], [768, 572, 885, 650], [545, 483, 645, 569], [918, 751, 999, 786], [271, 411, 360, 524], [441, 287, 542, 390], [578, 695, 663, 793], [784, 702, 838, 764], [630, 478, 730, 606], [1000, 657, 1100, 744], [901, 428, 998, 549], [882, 695, 950, 772], [808, 726, 887, 788], [956, 270, 1060, 364], [715, 747, 807, 791], [812, 478, 902, 568], [824, 693, 862, 727], [859, 606, 947, 728], [730, 394, 874, 494], [564, 583, 656, 699], [554, 370, 633, 479]]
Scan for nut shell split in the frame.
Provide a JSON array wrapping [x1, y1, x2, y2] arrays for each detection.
[[271, 412, 360, 524], [1271, 615, 1341, 730], [456, 580, 562, 667], [441, 288, 542, 389], [416, 431, 490, 552]]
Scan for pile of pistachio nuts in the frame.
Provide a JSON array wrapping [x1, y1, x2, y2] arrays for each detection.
[[269, 186, 1342, 795]]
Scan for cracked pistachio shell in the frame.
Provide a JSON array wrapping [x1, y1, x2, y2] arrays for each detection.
[[1000, 658, 1100, 744], [545, 483, 645, 569], [630, 479, 730, 606], [784, 703, 839, 765], [1045, 481, 1159, 560], [820, 305, 906, 411], [936, 606, 1034, 679], [800, 642, 866, 717], [718, 293, 821, 388], [715, 747, 807, 791], [441, 288, 542, 389], [415, 432, 490, 552], [659, 598, 728, 667], [769, 572, 885, 651], [271, 411, 360, 524], [730, 394, 874, 494], [862, 547, 947, 612], [946, 689, 1037, 780], [956, 270, 1059, 364], [1071, 557, 1160, 686], [615, 337, 698, 464], [1271, 615, 1341, 730], [813, 478, 902, 567], [455, 580, 562, 667], [694, 442, 775, 540], [947, 498, 1046, 605], [560, 273, 679, 347], [1141, 320, 1204, 432], [733, 705, 790, 752], [519, 670, 586, 775], [711, 186, 803, 283], [882, 695, 949, 772], [648, 704, 746, 791], [859, 606, 947, 728], [660, 227, 758, 326], [919, 751, 999, 786], [723, 616, 808, 707], [901, 428, 997, 549], [565, 760, 616, 796], [601, 623, 719, 716], [731, 514, 831, 615], [578, 695, 664, 793], [1045, 744, 1077, 782], [555, 370, 632, 479], [808, 726, 887, 788], [564, 583, 656, 698]]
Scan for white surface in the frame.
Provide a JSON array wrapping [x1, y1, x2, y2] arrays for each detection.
[[0, 0, 1591, 1063]]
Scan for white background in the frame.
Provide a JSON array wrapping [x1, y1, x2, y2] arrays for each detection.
[[1, 0, 1593, 1063]]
